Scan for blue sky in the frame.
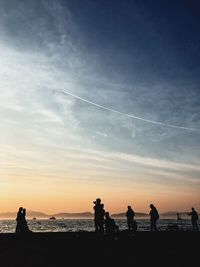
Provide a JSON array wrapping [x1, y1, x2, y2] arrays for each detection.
[[0, 0, 199, 213]]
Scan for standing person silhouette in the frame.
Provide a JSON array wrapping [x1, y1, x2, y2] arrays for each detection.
[[126, 205, 136, 231], [15, 207, 23, 233], [15, 207, 31, 234], [22, 208, 31, 233], [188, 207, 199, 231], [176, 212, 182, 228], [149, 204, 159, 232], [177, 212, 181, 221], [93, 198, 105, 233]]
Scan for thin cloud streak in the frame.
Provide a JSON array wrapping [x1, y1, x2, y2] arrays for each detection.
[[62, 90, 200, 132]]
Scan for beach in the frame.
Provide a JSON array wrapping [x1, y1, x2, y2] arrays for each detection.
[[0, 231, 199, 267]]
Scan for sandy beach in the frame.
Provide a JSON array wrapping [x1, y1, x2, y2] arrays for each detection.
[[0, 231, 199, 267]]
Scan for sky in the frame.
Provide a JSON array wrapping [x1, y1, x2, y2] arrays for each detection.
[[0, 0, 200, 214]]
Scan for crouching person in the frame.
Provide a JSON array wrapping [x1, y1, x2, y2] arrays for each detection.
[[104, 212, 119, 235]]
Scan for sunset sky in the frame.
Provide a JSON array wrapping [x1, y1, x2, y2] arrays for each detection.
[[0, 0, 200, 214]]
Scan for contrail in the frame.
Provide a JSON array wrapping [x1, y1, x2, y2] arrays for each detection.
[[62, 90, 200, 132]]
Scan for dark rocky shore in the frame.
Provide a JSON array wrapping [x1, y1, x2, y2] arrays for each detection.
[[0, 231, 199, 267]]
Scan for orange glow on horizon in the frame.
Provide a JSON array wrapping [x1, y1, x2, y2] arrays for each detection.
[[0, 182, 199, 214]]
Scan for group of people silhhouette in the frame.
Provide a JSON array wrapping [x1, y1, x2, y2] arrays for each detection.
[[15, 207, 31, 234], [15, 202, 199, 234], [93, 198, 159, 234], [93, 199, 199, 233], [93, 198, 119, 234]]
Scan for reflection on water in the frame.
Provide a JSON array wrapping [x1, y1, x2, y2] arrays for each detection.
[[0, 219, 193, 233]]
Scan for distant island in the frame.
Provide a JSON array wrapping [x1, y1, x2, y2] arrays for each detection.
[[0, 210, 195, 219], [111, 212, 148, 218], [160, 211, 191, 219], [0, 211, 94, 219], [0, 210, 148, 219]]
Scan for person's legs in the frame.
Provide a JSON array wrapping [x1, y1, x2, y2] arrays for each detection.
[[154, 221, 158, 231], [99, 220, 104, 233], [151, 220, 157, 231], [150, 220, 154, 231], [94, 219, 99, 232], [127, 220, 131, 230], [130, 220, 134, 231], [15, 224, 19, 233], [192, 221, 199, 231]]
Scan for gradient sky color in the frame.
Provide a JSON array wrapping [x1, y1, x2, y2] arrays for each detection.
[[0, 0, 200, 214]]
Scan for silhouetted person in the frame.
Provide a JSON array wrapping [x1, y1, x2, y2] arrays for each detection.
[[176, 212, 182, 229], [21, 208, 31, 233], [93, 198, 105, 233], [177, 212, 181, 221], [104, 212, 119, 234], [149, 204, 159, 232], [126, 205, 136, 231], [188, 207, 199, 231], [15, 207, 23, 233], [15, 207, 31, 234]]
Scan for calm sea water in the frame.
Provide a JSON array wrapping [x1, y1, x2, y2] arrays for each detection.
[[0, 218, 193, 233]]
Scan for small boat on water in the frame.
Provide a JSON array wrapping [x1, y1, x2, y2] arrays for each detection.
[[49, 216, 56, 220]]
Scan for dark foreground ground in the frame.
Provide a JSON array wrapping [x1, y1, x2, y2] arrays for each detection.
[[0, 231, 199, 267]]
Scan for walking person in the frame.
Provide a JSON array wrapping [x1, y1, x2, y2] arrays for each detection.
[[188, 207, 199, 231], [149, 204, 159, 232]]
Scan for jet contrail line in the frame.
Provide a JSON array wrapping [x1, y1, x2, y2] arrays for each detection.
[[62, 90, 200, 132]]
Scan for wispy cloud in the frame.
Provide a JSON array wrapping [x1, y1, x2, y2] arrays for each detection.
[[0, 0, 199, 212]]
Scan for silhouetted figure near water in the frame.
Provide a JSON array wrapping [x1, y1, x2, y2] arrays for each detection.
[[21, 208, 31, 233], [93, 198, 105, 233], [104, 212, 119, 234], [188, 207, 199, 231], [177, 212, 182, 222], [15, 207, 23, 233], [149, 204, 159, 232], [176, 212, 182, 229], [126, 205, 137, 232], [15, 207, 31, 234]]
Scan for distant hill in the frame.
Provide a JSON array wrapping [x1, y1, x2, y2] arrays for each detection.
[[111, 212, 148, 218], [160, 211, 193, 219], [4, 210, 194, 219], [0, 210, 48, 219], [0, 212, 17, 218], [0, 211, 150, 219], [0, 211, 93, 219], [26, 211, 49, 218], [51, 212, 93, 218]]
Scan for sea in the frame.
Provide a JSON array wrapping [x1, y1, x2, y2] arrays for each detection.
[[0, 218, 194, 233]]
